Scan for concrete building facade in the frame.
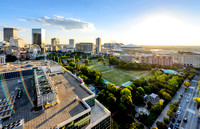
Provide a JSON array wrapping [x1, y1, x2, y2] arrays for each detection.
[[9, 37, 25, 48], [3, 28, 17, 42], [51, 38, 60, 51], [173, 52, 200, 68], [96, 37, 101, 54], [76, 43, 94, 53], [69, 39, 75, 48], [138, 54, 173, 66]]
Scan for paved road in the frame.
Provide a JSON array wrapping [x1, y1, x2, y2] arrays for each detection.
[[172, 75, 200, 129], [151, 78, 189, 128]]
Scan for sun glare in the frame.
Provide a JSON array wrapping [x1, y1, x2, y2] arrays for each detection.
[[126, 14, 200, 45]]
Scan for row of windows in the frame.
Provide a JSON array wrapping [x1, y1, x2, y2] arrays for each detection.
[[60, 112, 91, 129], [85, 97, 95, 107], [91, 116, 110, 129], [0, 70, 33, 80]]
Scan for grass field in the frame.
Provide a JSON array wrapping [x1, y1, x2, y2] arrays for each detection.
[[114, 67, 150, 77], [142, 73, 153, 80], [88, 59, 99, 66], [89, 65, 111, 72], [102, 70, 133, 85]]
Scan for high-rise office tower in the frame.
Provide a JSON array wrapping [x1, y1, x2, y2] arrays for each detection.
[[51, 38, 60, 51], [96, 37, 101, 54], [3, 28, 17, 42], [51, 38, 60, 46], [69, 39, 75, 48], [32, 28, 45, 51]]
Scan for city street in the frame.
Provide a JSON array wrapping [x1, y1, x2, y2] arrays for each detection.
[[172, 75, 199, 129]]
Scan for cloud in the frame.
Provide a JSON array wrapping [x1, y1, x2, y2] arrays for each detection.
[[0, 25, 28, 32], [19, 15, 95, 30]]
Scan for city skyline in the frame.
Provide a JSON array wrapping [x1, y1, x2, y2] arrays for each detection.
[[1, 0, 200, 45]]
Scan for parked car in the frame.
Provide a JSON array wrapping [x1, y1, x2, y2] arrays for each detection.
[[177, 111, 181, 114], [183, 118, 187, 122], [172, 118, 176, 123], [186, 99, 189, 103], [177, 119, 181, 123], [175, 123, 179, 129], [170, 124, 174, 128]]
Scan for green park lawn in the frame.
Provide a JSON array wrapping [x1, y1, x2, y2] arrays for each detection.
[[114, 67, 150, 76], [89, 64, 111, 72], [142, 73, 153, 80], [88, 59, 99, 66], [102, 70, 133, 86]]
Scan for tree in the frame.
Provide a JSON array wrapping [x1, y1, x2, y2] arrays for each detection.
[[6, 53, 17, 62], [69, 62, 76, 67], [143, 86, 151, 94], [162, 92, 172, 101], [157, 74, 168, 83], [129, 122, 144, 129], [155, 70, 163, 76], [167, 110, 174, 118], [163, 117, 170, 124], [107, 83, 117, 93], [136, 87, 145, 96], [184, 82, 190, 87], [168, 78, 179, 88], [121, 88, 132, 96], [147, 101, 153, 109], [156, 121, 167, 129], [85, 59, 89, 65], [151, 68, 157, 75], [169, 104, 177, 112], [153, 101, 163, 113], [193, 97, 200, 106]]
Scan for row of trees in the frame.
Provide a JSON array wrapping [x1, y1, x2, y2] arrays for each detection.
[[66, 59, 103, 86], [193, 77, 200, 108]]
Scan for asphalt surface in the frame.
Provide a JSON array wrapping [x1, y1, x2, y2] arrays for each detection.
[[171, 75, 200, 129]]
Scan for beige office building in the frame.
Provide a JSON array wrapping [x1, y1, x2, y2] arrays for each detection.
[[51, 38, 60, 51]]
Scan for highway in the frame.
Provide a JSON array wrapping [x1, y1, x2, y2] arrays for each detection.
[[171, 75, 199, 129]]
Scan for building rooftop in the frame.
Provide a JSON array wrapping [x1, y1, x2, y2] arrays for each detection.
[[149, 93, 158, 98], [121, 44, 141, 48], [1, 71, 90, 129], [161, 69, 178, 74]]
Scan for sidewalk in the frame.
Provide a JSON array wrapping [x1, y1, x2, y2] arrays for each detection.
[[151, 78, 189, 128]]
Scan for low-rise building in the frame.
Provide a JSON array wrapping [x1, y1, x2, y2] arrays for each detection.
[[173, 52, 200, 68], [138, 54, 173, 66], [76, 42, 94, 53], [144, 93, 164, 105]]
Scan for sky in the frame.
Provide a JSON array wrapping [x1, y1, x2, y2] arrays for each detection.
[[1, 0, 200, 46]]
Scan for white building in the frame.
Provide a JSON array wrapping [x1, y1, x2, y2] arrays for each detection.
[[9, 37, 25, 48], [173, 52, 200, 68]]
